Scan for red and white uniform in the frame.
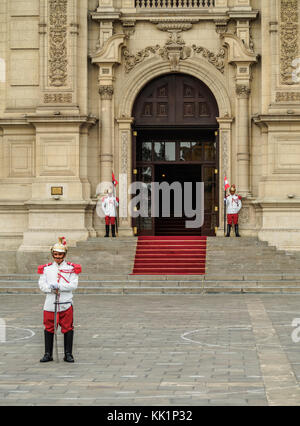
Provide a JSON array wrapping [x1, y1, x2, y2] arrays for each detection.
[[226, 194, 242, 214], [38, 261, 81, 334], [101, 194, 119, 225], [226, 194, 242, 225], [38, 261, 79, 312]]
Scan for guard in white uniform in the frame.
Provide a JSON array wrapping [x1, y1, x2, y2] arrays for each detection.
[[38, 237, 81, 363], [101, 187, 119, 237], [225, 185, 242, 237]]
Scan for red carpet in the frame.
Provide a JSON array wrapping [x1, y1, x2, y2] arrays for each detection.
[[130, 236, 207, 275]]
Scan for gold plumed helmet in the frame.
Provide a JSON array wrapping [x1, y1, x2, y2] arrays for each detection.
[[230, 184, 236, 193], [51, 237, 68, 254]]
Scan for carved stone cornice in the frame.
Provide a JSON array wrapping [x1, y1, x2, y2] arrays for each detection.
[[155, 22, 193, 32], [99, 85, 114, 100]]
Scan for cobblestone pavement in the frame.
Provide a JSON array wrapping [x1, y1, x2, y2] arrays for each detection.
[[1, 294, 300, 406]]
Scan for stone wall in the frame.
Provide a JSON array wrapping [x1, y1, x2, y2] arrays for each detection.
[[0, 0, 300, 252]]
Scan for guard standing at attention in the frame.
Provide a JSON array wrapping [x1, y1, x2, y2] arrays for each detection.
[[225, 185, 242, 237], [38, 237, 81, 363]]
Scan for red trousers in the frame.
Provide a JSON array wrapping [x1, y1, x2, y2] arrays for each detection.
[[105, 216, 115, 225], [227, 214, 239, 225], [43, 306, 73, 334]]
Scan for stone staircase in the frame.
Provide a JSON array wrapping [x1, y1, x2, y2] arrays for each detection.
[[1, 236, 300, 294]]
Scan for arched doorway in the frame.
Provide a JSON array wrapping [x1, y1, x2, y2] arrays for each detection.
[[132, 73, 219, 236]]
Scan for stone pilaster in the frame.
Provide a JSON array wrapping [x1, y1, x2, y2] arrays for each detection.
[[236, 84, 251, 197], [99, 84, 114, 192], [117, 117, 134, 237]]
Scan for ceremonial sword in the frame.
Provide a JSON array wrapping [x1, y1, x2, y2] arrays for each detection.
[[53, 288, 59, 363], [53, 269, 72, 363]]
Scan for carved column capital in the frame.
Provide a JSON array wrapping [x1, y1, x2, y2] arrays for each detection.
[[99, 85, 114, 100], [236, 84, 251, 98]]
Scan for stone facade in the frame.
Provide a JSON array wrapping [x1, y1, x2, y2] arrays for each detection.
[[0, 0, 300, 251]]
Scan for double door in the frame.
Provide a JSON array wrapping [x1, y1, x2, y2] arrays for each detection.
[[132, 133, 219, 236]]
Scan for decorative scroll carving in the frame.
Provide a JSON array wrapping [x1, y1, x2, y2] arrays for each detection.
[[123, 42, 225, 74], [123, 45, 161, 73], [48, 0, 68, 87], [191, 45, 225, 74], [99, 85, 114, 100], [44, 93, 72, 103], [280, 0, 299, 85]]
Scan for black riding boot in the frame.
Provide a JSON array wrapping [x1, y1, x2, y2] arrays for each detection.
[[111, 224, 116, 238], [40, 330, 54, 362], [104, 225, 110, 237], [63, 330, 74, 363], [235, 224, 241, 237], [225, 224, 232, 237]]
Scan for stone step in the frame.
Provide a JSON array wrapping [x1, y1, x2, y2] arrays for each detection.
[[2, 271, 300, 281], [1, 284, 300, 295]]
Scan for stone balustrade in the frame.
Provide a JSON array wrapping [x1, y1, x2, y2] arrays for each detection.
[[135, 0, 215, 8]]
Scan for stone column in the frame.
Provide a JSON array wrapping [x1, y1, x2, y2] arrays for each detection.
[[99, 85, 114, 192], [236, 84, 251, 197]]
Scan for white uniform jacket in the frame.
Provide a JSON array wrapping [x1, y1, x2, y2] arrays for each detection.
[[38, 261, 79, 312], [226, 194, 242, 215], [101, 195, 119, 217]]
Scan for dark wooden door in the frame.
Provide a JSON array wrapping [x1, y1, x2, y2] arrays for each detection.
[[133, 74, 219, 127]]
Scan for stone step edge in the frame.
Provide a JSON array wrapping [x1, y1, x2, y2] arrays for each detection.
[[1, 287, 300, 294], [1, 276, 300, 282]]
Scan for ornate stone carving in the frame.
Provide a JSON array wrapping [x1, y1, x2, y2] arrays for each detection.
[[44, 93, 72, 103], [239, 206, 250, 225], [156, 22, 193, 32], [215, 19, 228, 35], [191, 45, 225, 74], [160, 32, 192, 71], [99, 85, 114, 100], [276, 92, 300, 102], [222, 131, 229, 179], [122, 20, 136, 38], [123, 46, 161, 73], [121, 131, 128, 175], [48, 0, 68, 87], [123, 41, 225, 74], [280, 0, 299, 85]]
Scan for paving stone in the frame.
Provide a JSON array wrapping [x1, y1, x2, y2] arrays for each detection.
[[1, 294, 300, 406]]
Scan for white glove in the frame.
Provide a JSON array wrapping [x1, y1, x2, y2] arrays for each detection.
[[50, 283, 58, 291]]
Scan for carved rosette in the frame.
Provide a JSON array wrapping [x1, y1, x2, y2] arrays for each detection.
[[99, 85, 114, 100], [280, 0, 299, 85], [48, 0, 68, 87]]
